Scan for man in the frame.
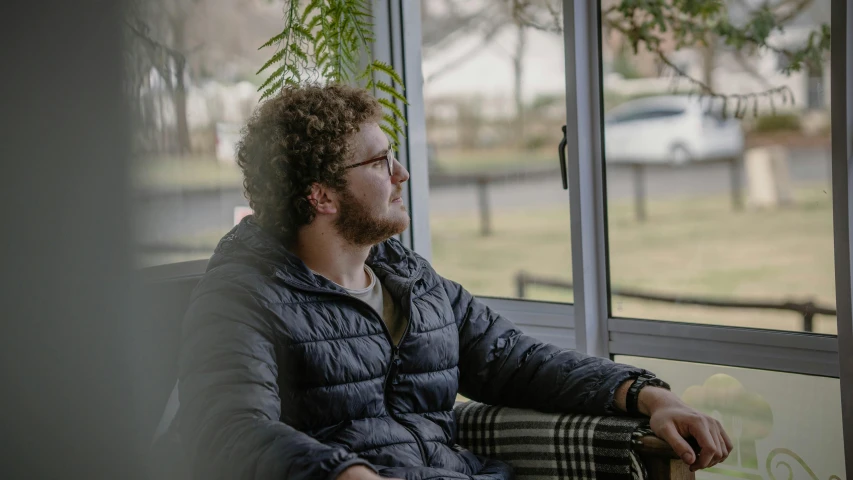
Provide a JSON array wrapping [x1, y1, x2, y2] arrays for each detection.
[[175, 84, 731, 480]]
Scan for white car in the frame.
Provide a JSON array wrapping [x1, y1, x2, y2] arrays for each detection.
[[603, 95, 744, 164]]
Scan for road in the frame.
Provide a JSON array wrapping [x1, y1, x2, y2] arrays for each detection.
[[134, 147, 832, 247], [427, 147, 831, 215]]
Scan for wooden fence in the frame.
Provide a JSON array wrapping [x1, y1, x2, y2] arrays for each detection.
[[515, 271, 836, 332]]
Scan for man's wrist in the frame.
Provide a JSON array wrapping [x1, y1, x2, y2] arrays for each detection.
[[625, 374, 671, 416], [638, 386, 680, 416]]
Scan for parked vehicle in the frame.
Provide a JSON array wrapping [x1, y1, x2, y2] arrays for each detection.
[[603, 95, 744, 164]]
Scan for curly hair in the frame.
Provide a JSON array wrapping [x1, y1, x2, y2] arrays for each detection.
[[236, 84, 383, 246]]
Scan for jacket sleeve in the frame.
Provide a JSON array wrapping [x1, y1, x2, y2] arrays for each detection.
[[442, 277, 652, 416], [176, 278, 374, 480]]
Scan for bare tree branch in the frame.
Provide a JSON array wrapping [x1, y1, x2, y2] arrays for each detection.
[[732, 50, 774, 89], [426, 20, 508, 83]]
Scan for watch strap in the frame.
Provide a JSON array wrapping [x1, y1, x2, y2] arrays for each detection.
[[626, 374, 670, 416]]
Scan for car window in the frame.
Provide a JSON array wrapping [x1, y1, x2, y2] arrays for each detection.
[[644, 107, 685, 120], [608, 106, 685, 124], [608, 109, 648, 124]]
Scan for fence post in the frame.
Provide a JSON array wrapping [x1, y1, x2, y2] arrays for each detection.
[[730, 156, 744, 211], [632, 163, 647, 222], [477, 177, 492, 236], [803, 301, 816, 332], [515, 271, 526, 298]]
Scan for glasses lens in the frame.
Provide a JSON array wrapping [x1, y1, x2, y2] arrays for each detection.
[[386, 151, 394, 176]]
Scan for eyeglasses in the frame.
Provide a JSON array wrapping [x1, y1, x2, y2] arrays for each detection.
[[343, 149, 395, 176]]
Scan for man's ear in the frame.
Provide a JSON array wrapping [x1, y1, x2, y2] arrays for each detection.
[[307, 183, 338, 215]]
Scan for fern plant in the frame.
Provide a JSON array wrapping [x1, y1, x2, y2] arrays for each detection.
[[257, 0, 407, 146]]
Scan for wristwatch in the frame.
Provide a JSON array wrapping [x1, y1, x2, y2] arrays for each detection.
[[626, 374, 671, 416]]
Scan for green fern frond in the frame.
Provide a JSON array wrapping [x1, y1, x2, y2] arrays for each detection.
[[314, 36, 327, 54], [286, 63, 301, 77], [258, 65, 286, 91], [350, 0, 372, 17], [300, 0, 323, 24], [377, 98, 407, 125], [369, 60, 404, 85], [382, 114, 405, 134], [316, 52, 329, 66], [306, 13, 322, 31], [259, 29, 288, 50], [257, 0, 408, 118], [379, 122, 400, 147], [260, 78, 285, 101], [293, 24, 313, 40], [375, 80, 408, 105], [257, 48, 287, 75], [289, 43, 309, 63], [343, 3, 372, 48]]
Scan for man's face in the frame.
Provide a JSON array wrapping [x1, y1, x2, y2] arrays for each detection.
[[334, 122, 411, 247]]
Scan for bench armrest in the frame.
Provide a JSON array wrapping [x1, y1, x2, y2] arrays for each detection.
[[633, 434, 694, 480], [454, 401, 695, 480]]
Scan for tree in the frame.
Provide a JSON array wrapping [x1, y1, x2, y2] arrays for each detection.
[[253, 0, 831, 154], [420, 1, 555, 148], [420, 0, 831, 117], [602, 0, 830, 115], [125, 0, 204, 155]]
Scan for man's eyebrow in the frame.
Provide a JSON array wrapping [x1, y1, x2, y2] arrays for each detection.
[[371, 144, 391, 158]]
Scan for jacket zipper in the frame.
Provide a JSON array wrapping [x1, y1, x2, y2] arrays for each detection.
[[275, 272, 430, 466], [383, 344, 428, 465]]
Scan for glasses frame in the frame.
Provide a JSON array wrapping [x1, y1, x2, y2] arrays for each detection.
[[343, 149, 395, 176]]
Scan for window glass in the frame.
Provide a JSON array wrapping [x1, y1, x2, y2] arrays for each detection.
[[599, 0, 835, 333], [128, 1, 282, 267], [615, 355, 845, 480], [422, 1, 573, 301]]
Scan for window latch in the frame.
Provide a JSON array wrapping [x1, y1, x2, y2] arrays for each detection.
[[558, 125, 568, 190]]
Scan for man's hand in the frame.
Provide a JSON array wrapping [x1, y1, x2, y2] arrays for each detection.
[[336, 465, 402, 480], [639, 387, 733, 472]]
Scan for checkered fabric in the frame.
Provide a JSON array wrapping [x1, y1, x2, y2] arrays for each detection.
[[454, 401, 649, 480]]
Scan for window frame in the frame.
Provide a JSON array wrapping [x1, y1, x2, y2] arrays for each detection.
[[830, 0, 853, 470], [372, 0, 432, 260], [398, 0, 578, 341]]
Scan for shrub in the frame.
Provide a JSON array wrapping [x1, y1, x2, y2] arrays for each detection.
[[753, 114, 801, 133]]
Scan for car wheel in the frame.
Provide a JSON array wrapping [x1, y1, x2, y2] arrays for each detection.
[[669, 144, 692, 165]]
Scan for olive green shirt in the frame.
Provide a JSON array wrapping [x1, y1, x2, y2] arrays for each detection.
[[330, 265, 409, 345]]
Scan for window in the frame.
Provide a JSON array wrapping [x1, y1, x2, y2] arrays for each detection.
[[129, 2, 284, 267], [420, 1, 573, 302], [615, 356, 846, 480], [598, 1, 835, 334]]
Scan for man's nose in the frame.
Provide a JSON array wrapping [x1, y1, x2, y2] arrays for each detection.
[[392, 158, 409, 183]]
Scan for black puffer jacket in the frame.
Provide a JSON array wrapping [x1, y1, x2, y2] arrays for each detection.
[[176, 217, 648, 480]]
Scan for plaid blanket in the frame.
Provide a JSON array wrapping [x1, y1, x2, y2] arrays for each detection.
[[454, 401, 649, 480]]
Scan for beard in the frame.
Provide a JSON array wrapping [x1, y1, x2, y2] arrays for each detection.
[[334, 186, 410, 247]]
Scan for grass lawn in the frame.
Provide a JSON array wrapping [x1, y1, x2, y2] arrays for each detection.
[[430, 185, 837, 334], [435, 148, 555, 173], [132, 155, 243, 191]]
